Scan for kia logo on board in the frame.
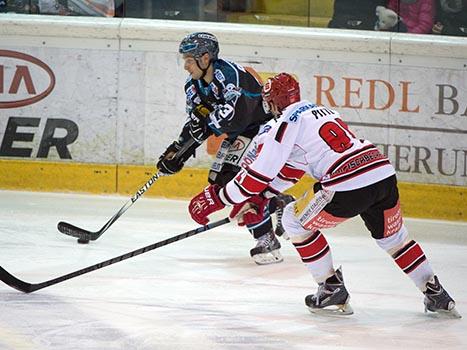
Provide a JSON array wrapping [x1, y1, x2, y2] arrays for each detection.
[[0, 50, 55, 109]]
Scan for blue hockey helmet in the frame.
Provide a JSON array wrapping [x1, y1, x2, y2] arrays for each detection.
[[179, 32, 219, 60]]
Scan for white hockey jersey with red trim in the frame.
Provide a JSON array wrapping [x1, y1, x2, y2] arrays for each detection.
[[220, 100, 395, 205]]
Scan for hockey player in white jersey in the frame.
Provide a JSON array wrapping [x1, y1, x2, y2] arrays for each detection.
[[187, 72, 460, 318]]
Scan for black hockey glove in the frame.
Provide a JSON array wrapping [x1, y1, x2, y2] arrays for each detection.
[[156, 141, 185, 175], [189, 104, 213, 143]]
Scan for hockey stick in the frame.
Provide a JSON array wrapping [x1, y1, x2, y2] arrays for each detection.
[[57, 172, 164, 242], [57, 138, 197, 242], [0, 217, 230, 293]]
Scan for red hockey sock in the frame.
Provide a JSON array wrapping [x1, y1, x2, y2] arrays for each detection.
[[393, 240, 434, 290], [293, 231, 334, 283]]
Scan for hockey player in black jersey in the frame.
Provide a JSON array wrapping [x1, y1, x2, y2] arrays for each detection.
[[157, 32, 293, 265]]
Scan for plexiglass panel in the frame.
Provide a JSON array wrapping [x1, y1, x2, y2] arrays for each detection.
[[1, 1, 466, 37]]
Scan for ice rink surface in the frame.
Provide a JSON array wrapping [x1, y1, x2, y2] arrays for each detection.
[[0, 190, 466, 350]]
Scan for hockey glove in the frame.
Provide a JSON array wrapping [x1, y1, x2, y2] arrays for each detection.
[[157, 141, 185, 175], [189, 104, 212, 143], [229, 195, 269, 226], [189, 184, 225, 225]]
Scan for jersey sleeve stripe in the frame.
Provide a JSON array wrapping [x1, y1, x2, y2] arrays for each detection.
[[220, 186, 236, 205], [274, 122, 288, 143], [278, 164, 306, 183], [235, 173, 269, 195], [246, 167, 273, 183], [233, 179, 258, 197], [278, 173, 299, 184]]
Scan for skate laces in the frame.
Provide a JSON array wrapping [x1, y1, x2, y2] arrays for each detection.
[[276, 207, 284, 222], [424, 276, 454, 311], [425, 277, 442, 295], [257, 232, 273, 248], [313, 269, 345, 305], [314, 280, 342, 305], [314, 283, 332, 305], [275, 194, 294, 237]]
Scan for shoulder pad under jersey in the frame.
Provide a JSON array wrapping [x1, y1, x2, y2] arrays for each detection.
[[285, 102, 317, 123], [213, 59, 239, 85]]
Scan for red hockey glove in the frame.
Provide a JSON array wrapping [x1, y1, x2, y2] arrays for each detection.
[[229, 195, 269, 226], [189, 185, 225, 225]]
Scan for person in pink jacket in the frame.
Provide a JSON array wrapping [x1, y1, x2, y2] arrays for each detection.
[[387, 0, 435, 33]]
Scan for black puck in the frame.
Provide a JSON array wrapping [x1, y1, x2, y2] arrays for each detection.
[[77, 238, 90, 244]]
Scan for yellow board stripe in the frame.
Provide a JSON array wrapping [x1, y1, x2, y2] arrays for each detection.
[[117, 165, 209, 199], [0, 159, 116, 193], [0, 160, 465, 222], [0, 324, 38, 350]]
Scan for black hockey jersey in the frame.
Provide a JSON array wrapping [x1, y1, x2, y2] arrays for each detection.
[[183, 59, 272, 139]]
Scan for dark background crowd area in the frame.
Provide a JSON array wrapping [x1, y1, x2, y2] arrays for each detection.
[[1, 1, 466, 37]]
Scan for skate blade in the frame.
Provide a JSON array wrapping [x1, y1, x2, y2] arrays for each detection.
[[308, 301, 354, 316], [253, 250, 284, 265], [425, 306, 462, 319]]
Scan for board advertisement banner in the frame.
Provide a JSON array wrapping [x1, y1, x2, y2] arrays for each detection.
[[0, 17, 465, 186]]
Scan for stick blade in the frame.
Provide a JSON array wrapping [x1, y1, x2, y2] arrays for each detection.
[[57, 221, 93, 240], [0, 266, 34, 293]]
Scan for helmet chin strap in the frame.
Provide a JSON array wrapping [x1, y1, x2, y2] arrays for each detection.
[[270, 103, 282, 118], [196, 58, 212, 80]]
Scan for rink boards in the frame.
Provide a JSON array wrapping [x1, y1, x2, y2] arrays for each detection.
[[0, 159, 465, 222], [0, 15, 466, 222]]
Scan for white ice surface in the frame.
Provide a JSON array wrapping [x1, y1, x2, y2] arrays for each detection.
[[0, 190, 466, 350]]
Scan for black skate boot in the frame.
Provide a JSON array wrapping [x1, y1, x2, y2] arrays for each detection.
[[424, 276, 461, 318], [305, 267, 353, 315], [273, 194, 295, 239], [250, 230, 283, 265]]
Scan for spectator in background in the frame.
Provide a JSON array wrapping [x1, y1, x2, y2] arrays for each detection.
[[387, 0, 435, 33], [0, 0, 36, 13], [328, 0, 387, 30], [374, 5, 408, 32], [37, 0, 70, 15], [432, 0, 467, 36], [204, 0, 248, 21], [37, 0, 115, 17]]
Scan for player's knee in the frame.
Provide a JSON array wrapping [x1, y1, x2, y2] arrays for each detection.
[[375, 224, 409, 254], [281, 203, 295, 231], [281, 202, 312, 242]]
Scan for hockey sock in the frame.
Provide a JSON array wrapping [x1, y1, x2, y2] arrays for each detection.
[[293, 230, 334, 283], [392, 240, 435, 291], [268, 196, 280, 214], [248, 209, 273, 239]]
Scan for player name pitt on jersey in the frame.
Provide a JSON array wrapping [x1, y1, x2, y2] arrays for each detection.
[[221, 101, 395, 204]]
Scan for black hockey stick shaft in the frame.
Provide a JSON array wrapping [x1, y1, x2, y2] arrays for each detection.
[[1, 217, 230, 293], [57, 173, 163, 240], [57, 138, 197, 241], [57, 172, 163, 241]]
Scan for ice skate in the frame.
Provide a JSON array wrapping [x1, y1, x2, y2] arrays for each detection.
[[305, 267, 353, 316], [274, 193, 295, 240], [424, 276, 461, 318], [250, 230, 283, 265]]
